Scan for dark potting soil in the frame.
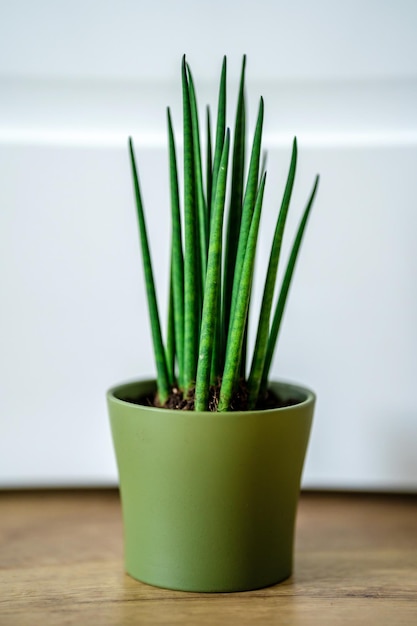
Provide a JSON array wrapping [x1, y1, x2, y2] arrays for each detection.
[[127, 379, 300, 412]]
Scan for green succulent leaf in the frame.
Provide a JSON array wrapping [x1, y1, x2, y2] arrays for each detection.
[[261, 175, 320, 393], [218, 172, 267, 412], [247, 137, 298, 408], [223, 55, 246, 351], [167, 108, 185, 388], [195, 129, 230, 411], [229, 96, 264, 336], [128, 56, 319, 411], [210, 56, 227, 225], [187, 64, 209, 286], [182, 55, 199, 393], [166, 274, 176, 385], [128, 138, 170, 404], [206, 106, 213, 214]]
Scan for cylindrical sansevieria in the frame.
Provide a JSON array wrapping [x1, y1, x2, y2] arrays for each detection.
[[128, 56, 319, 411]]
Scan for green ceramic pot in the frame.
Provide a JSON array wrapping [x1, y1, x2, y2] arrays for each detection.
[[107, 379, 315, 592]]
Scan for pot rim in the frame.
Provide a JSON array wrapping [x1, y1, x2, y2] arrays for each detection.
[[107, 378, 316, 416]]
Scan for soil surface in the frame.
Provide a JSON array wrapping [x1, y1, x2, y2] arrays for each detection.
[[128, 379, 300, 412]]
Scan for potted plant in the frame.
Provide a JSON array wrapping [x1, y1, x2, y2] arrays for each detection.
[[107, 55, 319, 592]]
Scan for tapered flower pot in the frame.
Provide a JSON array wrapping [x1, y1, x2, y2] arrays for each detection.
[[107, 379, 315, 592]]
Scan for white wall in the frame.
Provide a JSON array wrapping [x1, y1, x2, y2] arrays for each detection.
[[1, 0, 417, 489]]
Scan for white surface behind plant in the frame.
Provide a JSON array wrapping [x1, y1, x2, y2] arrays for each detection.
[[1, 0, 417, 489]]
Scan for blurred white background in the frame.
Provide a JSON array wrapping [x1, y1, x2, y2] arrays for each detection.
[[1, 0, 417, 489]]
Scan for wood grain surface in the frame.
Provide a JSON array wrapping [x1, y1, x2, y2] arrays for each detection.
[[1, 490, 416, 625]]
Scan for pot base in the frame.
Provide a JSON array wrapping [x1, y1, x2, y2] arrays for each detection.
[[126, 569, 292, 594]]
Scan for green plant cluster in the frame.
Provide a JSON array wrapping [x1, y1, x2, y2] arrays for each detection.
[[129, 56, 319, 412]]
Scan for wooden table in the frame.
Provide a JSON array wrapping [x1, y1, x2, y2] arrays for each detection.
[[1, 490, 416, 625]]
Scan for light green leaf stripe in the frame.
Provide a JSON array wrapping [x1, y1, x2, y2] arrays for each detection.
[[167, 108, 185, 388], [128, 138, 170, 404], [247, 137, 298, 407], [195, 130, 230, 411], [209, 261, 222, 386], [261, 175, 320, 393], [218, 172, 267, 412], [239, 301, 249, 381], [182, 55, 199, 393]]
